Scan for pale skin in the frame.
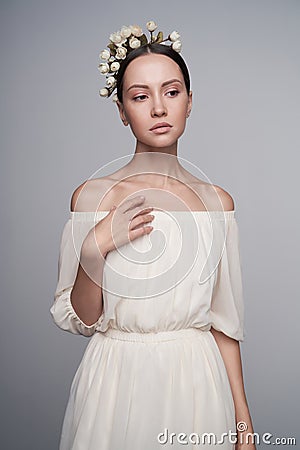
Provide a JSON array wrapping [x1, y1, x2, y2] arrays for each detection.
[[70, 52, 256, 449]]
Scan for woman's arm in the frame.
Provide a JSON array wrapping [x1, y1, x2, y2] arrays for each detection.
[[210, 328, 256, 450], [69, 185, 109, 326], [69, 185, 155, 326], [70, 243, 107, 326]]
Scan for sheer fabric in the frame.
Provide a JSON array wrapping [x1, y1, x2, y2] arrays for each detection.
[[50, 209, 245, 450]]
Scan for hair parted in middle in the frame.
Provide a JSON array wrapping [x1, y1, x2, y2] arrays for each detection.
[[116, 43, 191, 104]]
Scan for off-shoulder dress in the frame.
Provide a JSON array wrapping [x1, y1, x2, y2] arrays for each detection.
[[50, 209, 245, 450]]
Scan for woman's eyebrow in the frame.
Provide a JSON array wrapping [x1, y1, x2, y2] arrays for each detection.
[[161, 78, 183, 87], [127, 78, 183, 92]]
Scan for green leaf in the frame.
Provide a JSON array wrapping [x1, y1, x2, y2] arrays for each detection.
[[107, 43, 116, 55], [140, 34, 148, 46], [155, 31, 163, 43]]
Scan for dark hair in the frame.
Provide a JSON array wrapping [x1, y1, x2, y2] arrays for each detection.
[[116, 43, 191, 103]]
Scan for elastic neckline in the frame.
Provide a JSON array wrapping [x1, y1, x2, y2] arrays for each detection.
[[69, 210, 235, 221]]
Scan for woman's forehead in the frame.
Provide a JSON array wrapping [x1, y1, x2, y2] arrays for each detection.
[[122, 54, 184, 87]]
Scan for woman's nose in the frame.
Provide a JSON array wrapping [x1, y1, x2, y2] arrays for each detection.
[[151, 96, 167, 117]]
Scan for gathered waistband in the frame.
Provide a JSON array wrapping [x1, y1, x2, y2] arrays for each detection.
[[102, 327, 209, 342]]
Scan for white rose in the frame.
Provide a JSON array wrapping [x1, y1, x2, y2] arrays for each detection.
[[109, 32, 122, 44], [106, 76, 116, 88], [99, 88, 109, 97], [115, 46, 127, 60], [172, 40, 182, 52], [112, 94, 119, 102], [169, 31, 180, 42], [130, 25, 143, 37], [110, 61, 120, 72], [120, 26, 132, 39], [115, 38, 127, 47], [129, 37, 141, 49], [99, 49, 110, 60], [109, 56, 115, 62], [146, 21, 157, 32], [98, 63, 109, 74]]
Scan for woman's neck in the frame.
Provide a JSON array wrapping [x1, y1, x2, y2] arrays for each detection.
[[127, 142, 183, 178]]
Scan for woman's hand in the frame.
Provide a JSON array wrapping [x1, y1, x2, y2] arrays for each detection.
[[82, 195, 154, 259], [235, 419, 257, 450], [235, 438, 257, 450]]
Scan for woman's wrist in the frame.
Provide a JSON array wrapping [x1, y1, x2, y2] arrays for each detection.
[[235, 406, 255, 434], [81, 233, 109, 260]]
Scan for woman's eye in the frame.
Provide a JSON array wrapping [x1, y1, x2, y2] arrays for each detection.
[[166, 90, 179, 97], [133, 94, 147, 101]]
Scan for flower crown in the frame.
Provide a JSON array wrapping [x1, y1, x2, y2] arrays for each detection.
[[98, 20, 182, 101]]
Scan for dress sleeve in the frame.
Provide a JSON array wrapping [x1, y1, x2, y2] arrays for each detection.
[[50, 218, 104, 337], [210, 215, 245, 341]]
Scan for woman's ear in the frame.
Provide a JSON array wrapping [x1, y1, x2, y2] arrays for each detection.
[[186, 90, 193, 118], [116, 100, 129, 126]]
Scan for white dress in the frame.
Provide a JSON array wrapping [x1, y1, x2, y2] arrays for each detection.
[[50, 209, 245, 450]]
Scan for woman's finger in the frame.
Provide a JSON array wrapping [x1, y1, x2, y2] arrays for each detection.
[[129, 213, 154, 231], [129, 224, 153, 241], [121, 195, 146, 214]]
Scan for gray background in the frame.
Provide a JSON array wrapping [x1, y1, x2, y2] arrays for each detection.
[[1, 0, 299, 449]]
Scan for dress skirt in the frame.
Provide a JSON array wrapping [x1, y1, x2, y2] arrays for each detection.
[[59, 327, 236, 450]]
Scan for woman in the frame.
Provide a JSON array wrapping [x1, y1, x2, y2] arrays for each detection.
[[50, 21, 256, 450]]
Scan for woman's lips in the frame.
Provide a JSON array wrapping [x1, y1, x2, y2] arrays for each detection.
[[150, 126, 172, 134], [149, 123, 173, 134]]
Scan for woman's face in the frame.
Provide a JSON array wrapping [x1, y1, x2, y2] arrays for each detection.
[[117, 53, 192, 149]]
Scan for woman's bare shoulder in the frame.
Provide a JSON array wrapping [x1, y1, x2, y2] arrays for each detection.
[[211, 184, 235, 211], [70, 176, 120, 212], [188, 177, 235, 211]]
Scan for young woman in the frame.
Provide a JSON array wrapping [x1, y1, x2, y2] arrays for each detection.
[[50, 22, 256, 450]]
